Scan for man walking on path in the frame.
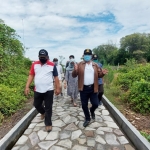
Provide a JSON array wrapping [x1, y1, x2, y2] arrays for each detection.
[[72, 49, 108, 127], [24, 49, 60, 132], [53, 58, 63, 96], [92, 54, 104, 105]]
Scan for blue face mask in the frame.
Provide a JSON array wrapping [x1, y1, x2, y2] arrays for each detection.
[[84, 55, 92, 62]]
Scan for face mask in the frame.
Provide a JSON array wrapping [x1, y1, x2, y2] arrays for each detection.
[[54, 62, 58, 65], [39, 58, 47, 64], [93, 59, 98, 63], [84, 55, 91, 62]]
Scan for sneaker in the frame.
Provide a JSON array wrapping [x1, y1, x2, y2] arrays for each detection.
[[45, 126, 52, 132], [41, 114, 45, 120], [83, 120, 90, 127]]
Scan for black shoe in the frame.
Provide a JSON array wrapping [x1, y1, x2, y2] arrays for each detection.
[[90, 108, 95, 120], [83, 120, 90, 127]]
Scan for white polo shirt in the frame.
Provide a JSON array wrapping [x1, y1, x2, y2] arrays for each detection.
[[84, 62, 94, 85], [30, 61, 58, 93]]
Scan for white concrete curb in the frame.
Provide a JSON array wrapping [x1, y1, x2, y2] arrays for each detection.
[[103, 95, 150, 150], [0, 108, 37, 150]]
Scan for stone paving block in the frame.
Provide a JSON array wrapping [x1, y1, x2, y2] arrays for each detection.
[[15, 135, 28, 145], [124, 144, 135, 150], [87, 138, 95, 147], [38, 130, 48, 140], [38, 140, 58, 150], [77, 138, 86, 144], [45, 131, 59, 140], [114, 129, 124, 136], [71, 130, 82, 140], [50, 146, 67, 150], [24, 128, 32, 135], [57, 139, 72, 149], [117, 136, 129, 144], [72, 145, 88, 150], [59, 130, 71, 139], [11, 146, 21, 150], [52, 120, 66, 127], [29, 132, 40, 146], [102, 110, 109, 115], [105, 133, 120, 145], [84, 130, 94, 137], [95, 135, 106, 144], [28, 123, 37, 128]]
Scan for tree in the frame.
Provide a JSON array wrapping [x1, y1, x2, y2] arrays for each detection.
[[0, 23, 24, 70], [120, 33, 150, 62], [93, 42, 118, 65]]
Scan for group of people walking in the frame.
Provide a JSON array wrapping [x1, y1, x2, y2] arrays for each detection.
[[24, 49, 108, 132]]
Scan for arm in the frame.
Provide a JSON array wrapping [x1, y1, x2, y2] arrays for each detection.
[[53, 65, 60, 95], [24, 75, 34, 95], [54, 76, 60, 95], [72, 63, 78, 78], [97, 64, 108, 78]]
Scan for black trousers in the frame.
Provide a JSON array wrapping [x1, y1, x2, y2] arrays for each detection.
[[34, 90, 54, 126], [98, 84, 104, 102], [80, 85, 99, 121]]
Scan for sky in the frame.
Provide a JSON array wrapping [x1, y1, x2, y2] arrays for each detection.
[[1, 0, 150, 64]]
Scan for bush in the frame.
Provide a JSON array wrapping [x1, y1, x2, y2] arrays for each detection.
[[116, 63, 150, 113], [129, 80, 150, 113]]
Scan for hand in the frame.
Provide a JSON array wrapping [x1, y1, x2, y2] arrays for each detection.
[[55, 88, 60, 95], [64, 84, 67, 89], [102, 69, 108, 75], [24, 87, 30, 95], [74, 64, 78, 71]]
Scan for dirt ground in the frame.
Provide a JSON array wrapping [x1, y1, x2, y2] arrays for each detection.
[[0, 98, 150, 140], [121, 106, 150, 134], [0, 98, 34, 139]]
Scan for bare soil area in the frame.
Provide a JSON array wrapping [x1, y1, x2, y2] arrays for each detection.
[[0, 98, 33, 140]]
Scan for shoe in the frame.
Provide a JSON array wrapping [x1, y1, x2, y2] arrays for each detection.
[[90, 109, 95, 120], [83, 120, 90, 127], [41, 114, 45, 120], [46, 126, 52, 132], [73, 103, 77, 107], [99, 101, 103, 106]]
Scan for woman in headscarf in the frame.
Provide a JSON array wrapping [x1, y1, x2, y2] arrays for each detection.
[[64, 59, 78, 106]]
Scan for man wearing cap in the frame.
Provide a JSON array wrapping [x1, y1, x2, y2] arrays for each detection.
[[53, 58, 63, 96], [72, 49, 108, 127], [92, 54, 104, 105], [24, 49, 60, 132]]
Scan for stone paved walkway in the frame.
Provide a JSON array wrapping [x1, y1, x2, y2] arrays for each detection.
[[12, 93, 135, 150]]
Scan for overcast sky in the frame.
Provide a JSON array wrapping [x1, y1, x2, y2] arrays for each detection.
[[1, 0, 150, 64]]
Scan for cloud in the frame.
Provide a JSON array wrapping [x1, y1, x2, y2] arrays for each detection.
[[1, 0, 150, 64]]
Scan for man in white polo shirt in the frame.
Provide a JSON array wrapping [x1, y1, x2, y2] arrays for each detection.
[[72, 49, 108, 127], [24, 49, 60, 132]]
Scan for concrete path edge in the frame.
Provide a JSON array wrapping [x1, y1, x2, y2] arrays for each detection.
[[0, 108, 37, 150], [103, 95, 150, 150]]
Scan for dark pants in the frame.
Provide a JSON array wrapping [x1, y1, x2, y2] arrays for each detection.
[[34, 90, 54, 126], [80, 85, 99, 121], [98, 84, 104, 102]]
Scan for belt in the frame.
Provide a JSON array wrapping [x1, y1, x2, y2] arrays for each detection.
[[84, 84, 94, 87]]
